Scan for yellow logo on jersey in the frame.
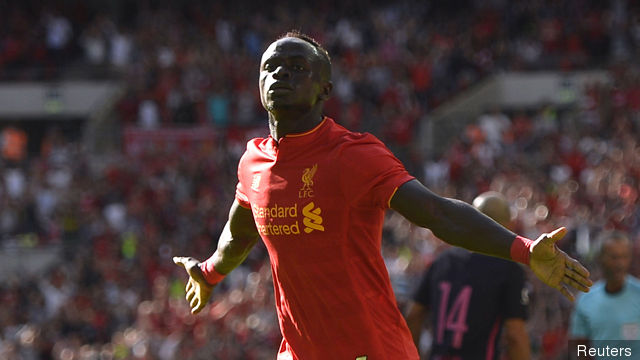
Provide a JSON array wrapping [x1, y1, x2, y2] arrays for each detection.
[[302, 202, 324, 233], [299, 164, 317, 198]]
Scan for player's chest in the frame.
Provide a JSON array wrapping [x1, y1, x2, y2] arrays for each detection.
[[588, 295, 640, 339], [247, 160, 339, 204], [245, 159, 343, 238]]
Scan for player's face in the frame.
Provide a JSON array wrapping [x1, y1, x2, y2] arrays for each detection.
[[600, 241, 632, 282], [259, 38, 326, 112]]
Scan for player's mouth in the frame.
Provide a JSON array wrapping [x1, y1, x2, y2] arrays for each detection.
[[268, 83, 292, 93]]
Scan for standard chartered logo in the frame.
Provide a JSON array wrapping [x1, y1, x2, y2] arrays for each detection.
[[252, 202, 324, 236], [302, 202, 324, 233]]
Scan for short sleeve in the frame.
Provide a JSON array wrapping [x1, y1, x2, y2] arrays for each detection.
[[339, 134, 414, 208], [569, 295, 590, 338], [235, 182, 250, 208], [235, 148, 251, 209], [502, 263, 529, 320]]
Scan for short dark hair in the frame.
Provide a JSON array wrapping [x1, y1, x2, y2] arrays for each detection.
[[280, 30, 332, 79]]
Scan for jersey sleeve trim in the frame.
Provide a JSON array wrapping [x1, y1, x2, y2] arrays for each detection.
[[387, 177, 415, 208], [388, 186, 400, 209], [235, 194, 251, 209]]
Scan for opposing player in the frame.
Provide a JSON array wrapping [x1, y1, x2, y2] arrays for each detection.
[[405, 192, 531, 359], [174, 31, 591, 359]]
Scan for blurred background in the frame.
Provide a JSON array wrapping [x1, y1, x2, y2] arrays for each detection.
[[0, 0, 639, 359]]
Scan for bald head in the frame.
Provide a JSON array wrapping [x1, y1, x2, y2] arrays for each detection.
[[472, 191, 511, 228], [598, 231, 632, 285], [599, 231, 632, 257]]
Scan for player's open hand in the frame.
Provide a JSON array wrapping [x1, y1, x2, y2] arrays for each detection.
[[173, 256, 214, 314], [529, 227, 593, 301]]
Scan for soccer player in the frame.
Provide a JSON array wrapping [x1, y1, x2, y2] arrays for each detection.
[[173, 31, 592, 360], [405, 191, 531, 359], [569, 231, 640, 358]]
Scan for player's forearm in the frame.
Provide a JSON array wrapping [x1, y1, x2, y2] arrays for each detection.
[[391, 180, 516, 260], [427, 197, 515, 259], [200, 200, 259, 281], [208, 221, 259, 274]]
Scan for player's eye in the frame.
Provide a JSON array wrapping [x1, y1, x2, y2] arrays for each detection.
[[264, 61, 281, 72]]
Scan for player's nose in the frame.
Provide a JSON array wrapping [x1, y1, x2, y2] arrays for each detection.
[[273, 65, 290, 79]]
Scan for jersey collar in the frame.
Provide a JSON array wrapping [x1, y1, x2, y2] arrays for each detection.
[[283, 117, 328, 139], [265, 117, 331, 157]]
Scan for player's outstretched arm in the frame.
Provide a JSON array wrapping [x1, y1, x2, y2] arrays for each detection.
[[174, 200, 259, 314], [390, 180, 592, 300], [391, 180, 516, 258]]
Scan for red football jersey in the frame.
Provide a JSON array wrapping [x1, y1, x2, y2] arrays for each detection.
[[236, 118, 418, 360]]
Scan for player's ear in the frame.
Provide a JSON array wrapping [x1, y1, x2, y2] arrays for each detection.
[[318, 81, 332, 101]]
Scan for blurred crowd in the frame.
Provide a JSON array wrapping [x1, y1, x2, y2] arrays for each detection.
[[0, 129, 282, 359], [1, 0, 640, 359], [4, 1, 640, 145]]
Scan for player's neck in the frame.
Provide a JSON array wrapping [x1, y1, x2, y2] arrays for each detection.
[[268, 108, 324, 142], [605, 276, 626, 294]]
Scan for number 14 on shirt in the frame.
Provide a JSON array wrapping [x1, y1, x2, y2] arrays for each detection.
[[437, 281, 472, 348]]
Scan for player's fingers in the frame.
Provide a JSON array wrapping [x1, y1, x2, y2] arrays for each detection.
[[189, 293, 199, 309], [561, 253, 593, 289], [565, 266, 592, 290], [193, 299, 204, 314], [558, 284, 575, 302], [542, 227, 567, 245], [174, 256, 201, 275], [192, 297, 205, 314], [563, 274, 590, 293], [564, 268, 585, 284], [567, 257, 592, 282], [173, 256, 187, 267], [186, 287, 195, 303], [187, 279, 198, 299]]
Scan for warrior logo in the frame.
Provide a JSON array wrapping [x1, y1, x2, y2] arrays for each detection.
[[299, 163, 317, 198]]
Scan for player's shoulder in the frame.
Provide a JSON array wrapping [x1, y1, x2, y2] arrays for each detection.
[[246, 136, 268, 150], [626, 275, 640, 292], [237, 137, 272, 171], [324, 117, 383, 147], [241, 136, 272, 158]]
